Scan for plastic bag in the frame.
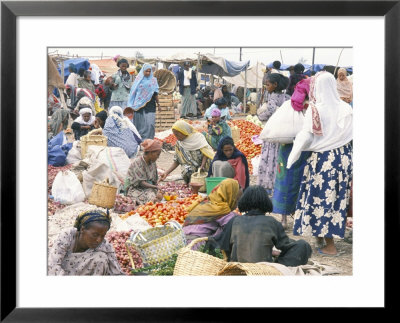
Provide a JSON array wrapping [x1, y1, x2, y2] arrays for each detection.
[[51, 170, 86, 204], [251, 155, 261, 176], [48, 132, 71, 166], [259, 100, 305, 144], [66, 141, 82, 165]]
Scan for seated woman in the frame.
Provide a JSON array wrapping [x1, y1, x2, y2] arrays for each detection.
[[203, 108, 232, 150], [208, 136, 249, 190], [214, 185, 312, 266], [159, 120, 215, 184], [94, 110, 108, 129], [102, 106, 142, 158], [48, 108, 70, 139], [204, 97, 231, 121], [183, 178, 242, 243], [71, 107, 95, 141], [48, 209, 124, 275], [124, 139, 163, 205]]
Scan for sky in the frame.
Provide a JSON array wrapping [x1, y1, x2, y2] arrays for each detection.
[[48, 47, 353, 68]]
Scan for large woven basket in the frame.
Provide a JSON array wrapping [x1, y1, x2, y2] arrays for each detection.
[[126, 221, 186, 268], [217, 262, 282, 276], [80, 128, 107, 158], [190, 169, 207, 193], [88, 178, 117, 209], [173, 237, 228, 276]]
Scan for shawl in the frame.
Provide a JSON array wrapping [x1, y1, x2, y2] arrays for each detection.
[[291, 78, 311, 111], [127, 63, 159, 111], [298, 71, 353, 151], [172, 120, 215, 159], [336, 68, 353, 100], [116, 69, 132, 90], [74, 108, 95, 125], [183, 178, 240, 226], [208, 136, 249, 189], [108, 106, 142, 140]]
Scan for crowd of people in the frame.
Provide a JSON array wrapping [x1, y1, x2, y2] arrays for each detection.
[[47, 56, 353, 275]]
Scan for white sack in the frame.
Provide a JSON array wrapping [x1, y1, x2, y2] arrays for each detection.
[[82, 162, 121, 197], [66, 141, 82, 165], [51, 170, 86, 204]]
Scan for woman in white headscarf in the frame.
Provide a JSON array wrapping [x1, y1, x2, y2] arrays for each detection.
[[71, 108, 95, 141], [288, 71, 353, 256], [336, 67, 353, 106], [102, 106, 142, 158]]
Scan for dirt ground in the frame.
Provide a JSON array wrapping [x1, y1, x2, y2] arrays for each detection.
[[156, 149, 353, 276]]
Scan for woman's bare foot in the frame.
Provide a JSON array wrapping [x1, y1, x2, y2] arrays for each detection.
[[315, 237, 325, 248], [319, 237, 338, 255]]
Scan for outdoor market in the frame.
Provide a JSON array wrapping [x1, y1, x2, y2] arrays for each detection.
[[47, 48, 353, 277]]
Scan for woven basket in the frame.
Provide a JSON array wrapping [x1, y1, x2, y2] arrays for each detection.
[[190, 169, 207, 193], [217, 262, 282, 276], [80, 128, 108, 159], [248, 103, 257, 115], [231, 126, 240, 144], [173, 237, 228, 276], [88, 178, 117, 209], [126, 221, 186, 268]]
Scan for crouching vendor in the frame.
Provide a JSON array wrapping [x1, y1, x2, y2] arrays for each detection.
[[48, 210, 125, 275]]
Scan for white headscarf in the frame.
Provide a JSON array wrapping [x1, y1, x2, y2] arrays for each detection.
[[75, 108, 95, 125], [108, 106, 142, 139], [287, 72, 352, 168]]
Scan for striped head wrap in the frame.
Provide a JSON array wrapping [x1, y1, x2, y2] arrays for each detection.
[[74, 209, 111, 231]]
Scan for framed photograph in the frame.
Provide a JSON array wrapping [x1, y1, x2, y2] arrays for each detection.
[[1, 0, 397, 321]]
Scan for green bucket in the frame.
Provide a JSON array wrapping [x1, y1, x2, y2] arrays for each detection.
[[205, 177, 227, 195]]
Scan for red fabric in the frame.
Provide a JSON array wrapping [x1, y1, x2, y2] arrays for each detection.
[[227, 157, 246, 189]]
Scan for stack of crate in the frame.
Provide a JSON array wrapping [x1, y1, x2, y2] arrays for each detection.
[[155, 94, 176, 132]]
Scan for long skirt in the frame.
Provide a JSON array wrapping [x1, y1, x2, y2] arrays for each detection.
[[133, 108, 156, 140], [257, 141, 280, 191], [272, 144, 311, 215], [181, 87, 197, 117], [126, 187, 158, 205], [293, 142, 353, 239]]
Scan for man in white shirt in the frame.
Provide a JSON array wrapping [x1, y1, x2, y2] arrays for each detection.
[[178, 61, 198, 118]]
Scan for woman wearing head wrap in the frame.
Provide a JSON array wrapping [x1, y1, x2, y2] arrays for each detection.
[[71, 107, 95, 140], [124, 139, 163, 205], [257, 73, 290, 195], [65, 63, 78, 88], [221, 85, 232, 107], [182, 178, 242, 244], [202, 108, 232, 150], [208, 136, 249, 190], [78, 70, 96, 93], [159, 120, 215, 184], [204, 97, 231, 121], [127, 63, 160, 140], [109, 58, 132, 111], [336, 67, 353, 106], [271, 78, 312, 229], [286, 63, 307, 96], [48, 209, 125, 275], [288, 71, 353, 256], [102, 106, 142, 158], [178, 61, 198, 118]]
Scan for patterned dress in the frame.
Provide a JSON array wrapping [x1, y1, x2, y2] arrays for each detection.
[[174, 142, 211, 184], [203, 121, 232, 150], [125, 156, 158, 205], [293, 142, 353, 239], [257, 92, 289, 191], [48, 227, 124, 276]]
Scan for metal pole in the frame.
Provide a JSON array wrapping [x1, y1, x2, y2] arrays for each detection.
[[244, 68, 247, 113], [239, 48, 242, 61], [280, 50, 284, 64], [196, 52, 200, 83], [311, 47, 316, 72], [256, 61, 259, 106]]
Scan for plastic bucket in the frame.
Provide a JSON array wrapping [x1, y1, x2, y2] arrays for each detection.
[[205, 177, 227, 195]]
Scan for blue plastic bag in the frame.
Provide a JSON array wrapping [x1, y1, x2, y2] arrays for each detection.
[[48, 145, 67, 166]]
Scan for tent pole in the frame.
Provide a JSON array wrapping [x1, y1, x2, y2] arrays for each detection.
[[61, 60, 65, 82], [244, 68, 247, 114], [196, 52, 200, 83], [256, 61, 259, 106], [311, 47, 316, 72]]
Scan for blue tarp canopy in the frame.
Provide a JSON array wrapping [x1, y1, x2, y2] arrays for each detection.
[[267, 62, 352, 75], [57, 58, 90, 82], [199, 53, 250, 77]]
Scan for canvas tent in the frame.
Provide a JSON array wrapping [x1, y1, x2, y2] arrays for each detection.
[[48, 55, 65, 90], [222, 62, 265, 89], [57, 58, 90, 82], [199, 53, 250, 77]]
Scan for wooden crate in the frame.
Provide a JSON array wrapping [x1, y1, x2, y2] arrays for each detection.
[[155, 106, 176, 131]]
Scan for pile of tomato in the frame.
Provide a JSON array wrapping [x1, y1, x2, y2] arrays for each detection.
[[229, 120, 263, 173], [124, 194, 203, 227]]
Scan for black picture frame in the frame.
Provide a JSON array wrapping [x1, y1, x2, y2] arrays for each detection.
[[1, 1, 397, 321]]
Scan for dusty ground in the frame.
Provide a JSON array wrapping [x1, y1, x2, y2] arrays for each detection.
[[156, 149, 353, 276]]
